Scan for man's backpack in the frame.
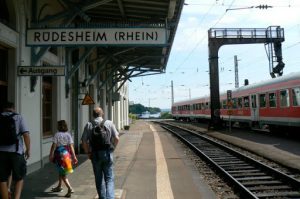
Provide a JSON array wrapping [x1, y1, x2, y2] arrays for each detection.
[[90, 120, 113, 151], [0, 113, 19, 147]]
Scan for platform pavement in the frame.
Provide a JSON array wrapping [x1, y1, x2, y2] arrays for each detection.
[[17, 120, 215, 199], [20, 135, 127, 198]]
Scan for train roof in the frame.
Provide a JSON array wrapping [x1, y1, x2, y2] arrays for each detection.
[[230, 71, 300, 95], [172, 71, 300, 106]]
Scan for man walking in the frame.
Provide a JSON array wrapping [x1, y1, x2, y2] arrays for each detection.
[[0, 101, 30, 199], [81, 106, 119, 199]]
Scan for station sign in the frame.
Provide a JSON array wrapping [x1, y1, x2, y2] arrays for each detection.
[[26, 27, 167, 46], [18, 66, 65, 76]]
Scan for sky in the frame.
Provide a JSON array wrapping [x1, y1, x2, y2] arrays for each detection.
[[128, 0, 300, 110]]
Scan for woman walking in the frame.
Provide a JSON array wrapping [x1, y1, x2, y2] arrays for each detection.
[[49, 120, 78, 198]]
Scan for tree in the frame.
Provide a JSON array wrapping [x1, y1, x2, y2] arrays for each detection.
[[129, 103, 161, 115], [160, 112, 173, 119], [129, 103, 147, 114], [147, 107, 161, 114]]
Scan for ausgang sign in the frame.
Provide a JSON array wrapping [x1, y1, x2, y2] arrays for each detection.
[[26, 28, 167, 46], [18, 66, 65, 76]]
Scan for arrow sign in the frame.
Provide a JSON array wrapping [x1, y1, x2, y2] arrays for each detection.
[[18, 66, 65, 76]]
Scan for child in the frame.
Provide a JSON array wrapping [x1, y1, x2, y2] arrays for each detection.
[[49, 120, 78, 198]]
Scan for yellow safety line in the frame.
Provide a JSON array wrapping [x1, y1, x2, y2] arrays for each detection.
[[150, 124, 174, 199]]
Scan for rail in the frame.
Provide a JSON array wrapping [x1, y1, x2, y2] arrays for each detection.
[[158, 122, 300, 199]]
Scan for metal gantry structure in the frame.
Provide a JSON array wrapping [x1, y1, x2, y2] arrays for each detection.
[[208, 26, 285, 128]]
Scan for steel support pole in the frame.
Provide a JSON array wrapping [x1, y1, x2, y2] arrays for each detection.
[[208, 41, 222, 129]]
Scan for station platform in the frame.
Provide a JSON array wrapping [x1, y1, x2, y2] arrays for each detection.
[[20, 120, 216, 199], [18, 120, 300, 199]]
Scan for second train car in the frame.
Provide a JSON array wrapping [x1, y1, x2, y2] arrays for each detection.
[[172, 72, 300, 132]]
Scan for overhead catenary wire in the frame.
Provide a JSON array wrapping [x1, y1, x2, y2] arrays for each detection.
[[172, 0, 236, 73], [130, 0, 300, 108]]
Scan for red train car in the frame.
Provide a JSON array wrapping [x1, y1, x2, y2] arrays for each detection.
[[172, 72, 300, 132]]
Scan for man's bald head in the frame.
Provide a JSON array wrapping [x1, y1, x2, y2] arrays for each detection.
[[93, 106, 104, 118]]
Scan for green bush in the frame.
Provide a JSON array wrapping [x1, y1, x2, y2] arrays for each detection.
[[129, 113, 138, 121], [160, 112, 172, 119]]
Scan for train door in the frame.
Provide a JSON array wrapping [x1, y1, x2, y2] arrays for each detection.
[[250, 94, 259, 122]]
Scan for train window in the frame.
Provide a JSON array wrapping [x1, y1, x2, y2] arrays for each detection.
[[237, 98, 243, 108], [280, 89, 290, 107], [243, 96, 249, 107], [269, 93, 277, 108], [292, 87, 300, 106], [232, 98, 237, 108], [259, 94, 266, 108], [184, 105, 190, 110]]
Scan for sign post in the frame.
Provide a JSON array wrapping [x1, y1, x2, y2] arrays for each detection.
[[227, 90, 232, 133]]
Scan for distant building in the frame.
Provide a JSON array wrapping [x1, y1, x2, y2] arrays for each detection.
[[139, 111, 150, 119], [150, 113, 161, 118]]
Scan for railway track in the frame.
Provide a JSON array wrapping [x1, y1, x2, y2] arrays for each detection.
[[157, 122, 300, 199]]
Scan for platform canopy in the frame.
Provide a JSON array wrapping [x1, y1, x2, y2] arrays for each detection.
[[85, 0, 184, 76], [32, 0, 185, 80]]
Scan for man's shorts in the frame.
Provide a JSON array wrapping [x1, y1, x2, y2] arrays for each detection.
[[0, 151, 27, 182]]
